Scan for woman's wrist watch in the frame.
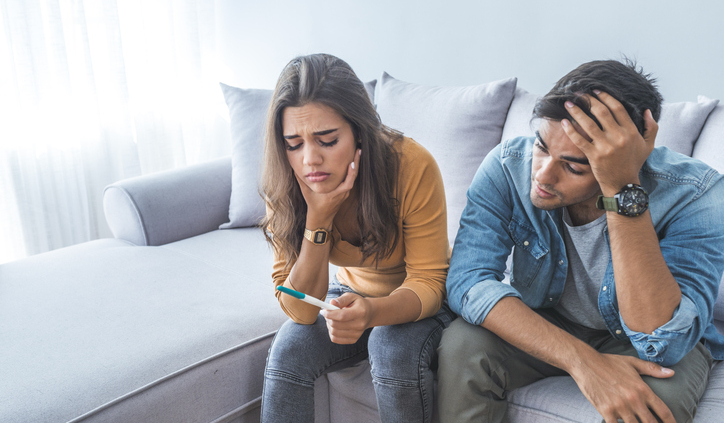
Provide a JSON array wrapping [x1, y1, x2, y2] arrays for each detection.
[[595, 183, 649, 217], [304, 228, 330, 245]]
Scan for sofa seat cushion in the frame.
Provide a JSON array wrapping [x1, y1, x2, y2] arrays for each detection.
[[319, 359, 723, 422], [0, 230, 286, 423]]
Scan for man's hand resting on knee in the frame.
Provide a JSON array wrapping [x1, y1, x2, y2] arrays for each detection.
[[570, 348, 675, 423], [483, 297, 675, 423]]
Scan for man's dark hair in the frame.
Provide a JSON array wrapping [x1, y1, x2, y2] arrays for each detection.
[[533, 59, 663, 136]]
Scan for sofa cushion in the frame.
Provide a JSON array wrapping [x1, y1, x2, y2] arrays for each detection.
[[218, 84, 273, 229], [375, 73, 517, 243], [657, 96, 719, 156], [0, 230, 287, 423], [219, 81, 377, 230], [500, 89, 719, 158], [691, 99, 724, 322], [501, 87, 540, 142], [692, 98, 724, 173]]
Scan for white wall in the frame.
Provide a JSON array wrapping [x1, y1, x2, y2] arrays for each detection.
[[215, 0, 724, 102]]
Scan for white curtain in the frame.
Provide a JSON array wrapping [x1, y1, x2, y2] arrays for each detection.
[[0, 0, 231, 264]]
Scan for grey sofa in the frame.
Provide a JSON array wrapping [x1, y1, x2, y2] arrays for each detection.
[[3, 75, 724, 423]]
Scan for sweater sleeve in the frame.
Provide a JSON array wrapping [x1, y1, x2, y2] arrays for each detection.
[[268, 211, 327, 325], [391, 141, 449, 320]]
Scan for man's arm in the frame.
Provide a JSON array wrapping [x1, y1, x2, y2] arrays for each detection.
[[562, 92, 681, 335], [483, 297, 676, 423]]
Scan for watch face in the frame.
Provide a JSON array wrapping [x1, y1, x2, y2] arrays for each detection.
[[618, 186, 648, 216], [313, 231, 327, 244]]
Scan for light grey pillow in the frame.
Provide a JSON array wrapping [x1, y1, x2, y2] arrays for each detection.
[[692, 96, 724, 173], [219, 84, 273, 229], [689, 96, 724, 322], [657, 96, 719, 156], [219, 81, 377, 229], [375, 73, 518, 243], [501, 87, 540, 142]]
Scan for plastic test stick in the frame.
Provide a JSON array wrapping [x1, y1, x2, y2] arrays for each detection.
[[276, 285, 340, 310]]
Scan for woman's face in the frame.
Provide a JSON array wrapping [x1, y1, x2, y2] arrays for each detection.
[[282, 102, 357, 194]]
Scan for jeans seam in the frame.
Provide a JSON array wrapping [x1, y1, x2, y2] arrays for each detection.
[[265, 368, 315, 388]]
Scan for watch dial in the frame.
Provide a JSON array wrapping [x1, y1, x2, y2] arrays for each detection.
[[620, 189, 647, 214]]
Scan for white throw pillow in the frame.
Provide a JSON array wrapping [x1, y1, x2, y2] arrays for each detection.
[[375, 73, 518, 243]]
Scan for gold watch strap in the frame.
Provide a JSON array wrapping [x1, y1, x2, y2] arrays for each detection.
[[304, 228, 329, 245]]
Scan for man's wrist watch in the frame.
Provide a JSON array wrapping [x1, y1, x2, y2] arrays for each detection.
[[304, 228, 330, 245], [596, 183, 649, 217]]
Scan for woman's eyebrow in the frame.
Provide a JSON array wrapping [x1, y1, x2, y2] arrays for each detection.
[[283, 128, 338, 140]]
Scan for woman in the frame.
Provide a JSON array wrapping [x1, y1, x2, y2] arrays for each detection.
[[260, 53, 453, 423]]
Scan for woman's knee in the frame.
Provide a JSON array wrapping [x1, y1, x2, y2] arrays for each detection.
[[367, 318, 445, 379], [266, 317, 329, 373]]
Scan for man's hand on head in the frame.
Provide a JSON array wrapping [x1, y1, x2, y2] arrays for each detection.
[[560, 91, 658, 196], [570, 350, 675, 423]]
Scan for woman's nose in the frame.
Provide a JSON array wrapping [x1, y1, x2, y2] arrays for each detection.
[[302, 144, 323, 166]]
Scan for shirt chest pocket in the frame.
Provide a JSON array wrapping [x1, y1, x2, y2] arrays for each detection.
[[508, 218, 549, 288]]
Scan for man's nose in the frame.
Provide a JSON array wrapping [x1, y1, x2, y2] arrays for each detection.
[[535, 158, 557, 186]]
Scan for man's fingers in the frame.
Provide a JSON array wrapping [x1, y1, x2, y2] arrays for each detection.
[[591, 90, 637, 130], [631, 358, 675, 379], [648, 397, 676, 423], [560, 119, 591, 153], [564, 99, 604, 139], [586, 93, 621, 128]]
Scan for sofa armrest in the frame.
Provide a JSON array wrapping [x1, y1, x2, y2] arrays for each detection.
[[103, 157, 232, 246]]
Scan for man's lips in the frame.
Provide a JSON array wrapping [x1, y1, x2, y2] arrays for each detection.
[[535, 183, 556, 198], [306, 172, 330, 182]]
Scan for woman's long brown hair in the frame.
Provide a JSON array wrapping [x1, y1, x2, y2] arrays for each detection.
[[261, 54, 401, 270], [261, 54, 402, 268]]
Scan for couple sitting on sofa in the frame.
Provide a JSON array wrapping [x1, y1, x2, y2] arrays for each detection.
[[258, 54, 724, 423]]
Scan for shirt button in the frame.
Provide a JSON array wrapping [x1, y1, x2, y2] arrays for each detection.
[[524, 241, 529, 246], [602, 286, 607, 291], [549, 298, 554, 302], [558, 260, 564, 265], [616, 330, 622, 335]]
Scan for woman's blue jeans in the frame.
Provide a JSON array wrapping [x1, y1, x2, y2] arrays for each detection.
[[261, 278, 454, 423]]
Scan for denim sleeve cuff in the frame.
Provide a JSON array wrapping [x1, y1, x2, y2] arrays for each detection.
[[460, 280, 521, 326], [621, 295, 700, 366]]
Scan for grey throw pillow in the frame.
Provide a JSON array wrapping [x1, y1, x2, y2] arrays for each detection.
[[375, 73, 517, 243], [692, 96, 724, 173], [657, 96, 719, 156], [219, 84, 273, 229], [219, 81, 377, 229], [501, 87, 540, 142]]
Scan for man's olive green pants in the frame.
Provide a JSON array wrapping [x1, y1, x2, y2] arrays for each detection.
[[437, 311, 713, 423]]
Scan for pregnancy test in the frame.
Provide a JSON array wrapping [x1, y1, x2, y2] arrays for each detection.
[[276, 286, 340, 310]]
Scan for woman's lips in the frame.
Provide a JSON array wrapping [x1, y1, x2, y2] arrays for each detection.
[[306, 172, 330, 182]]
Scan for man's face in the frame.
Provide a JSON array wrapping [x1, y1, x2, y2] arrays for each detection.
[[530, 119, 601, 211]]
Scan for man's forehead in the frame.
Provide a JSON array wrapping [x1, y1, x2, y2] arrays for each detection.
[[540, 119, 592, 143]]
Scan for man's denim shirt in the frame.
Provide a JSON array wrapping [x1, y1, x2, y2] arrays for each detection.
[[448, 136, 724, 367]]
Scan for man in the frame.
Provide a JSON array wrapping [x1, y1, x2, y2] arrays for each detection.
[[438, 60, 724, 423]]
